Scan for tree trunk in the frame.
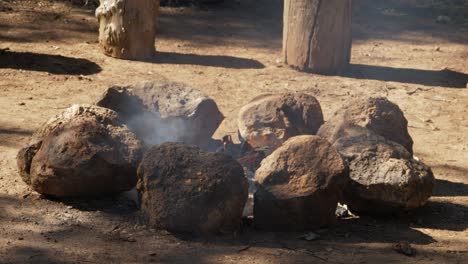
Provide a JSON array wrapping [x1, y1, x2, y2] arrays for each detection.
[[96, 0, 159, 60], [283, 0, 352, 74]]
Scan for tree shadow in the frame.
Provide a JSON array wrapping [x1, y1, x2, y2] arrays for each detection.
[[157, 0, 284, 49], [431, 164, 468, 196], [0, 127, 33, 148], [352, 0, 468, 44], [434, 179, 468, 197], [44, 189, 139, 215], [153, 51, 265, 69], [2, 192, 466, 263], [0, 50, 101, 75], [406, 200, 468, 231], [0, 128, 33, 136], [341, 64, 468, 88]]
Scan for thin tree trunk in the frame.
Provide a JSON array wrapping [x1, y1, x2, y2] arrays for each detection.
[[96, 0, 159, 60], [283, 0, 353, 75]]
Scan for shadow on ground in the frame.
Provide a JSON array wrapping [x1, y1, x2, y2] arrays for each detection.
[[0, 50, 101, 75], [431, 164, 468, 196], [2, 192, 466, 263], [0, 126, 33, 148], [434, 179, 468, 197], [342, 64, 468, 88], [154, 51, 265, 69], [157, 0, 283, 49], [0, 128, 33, 136]]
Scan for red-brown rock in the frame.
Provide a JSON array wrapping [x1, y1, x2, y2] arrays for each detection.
[[238, 92, 324, 153], [254, 135, 348, 231], [17, 105, 143, 197]]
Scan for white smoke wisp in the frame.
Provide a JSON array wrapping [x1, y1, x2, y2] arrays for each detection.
[[127, 111, 190, 147]]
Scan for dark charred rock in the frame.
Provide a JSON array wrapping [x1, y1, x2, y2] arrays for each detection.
[[137, 142, 248, 235], [96, 80, 224, 149]]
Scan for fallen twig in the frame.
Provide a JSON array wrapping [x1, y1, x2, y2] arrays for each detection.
[[237, 245, 251, 253], [407, 87, 432, 95], [279, 243, 329, 262]]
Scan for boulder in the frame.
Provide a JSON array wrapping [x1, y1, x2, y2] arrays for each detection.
[[96, 80, 224, 148], [17, 105, 143, 197], [137, 142, 248, 235], [318, 97, 413, 153], [18, 104, 124, 185], [254, 135, 348, 231], [238, 93, 324, 153], [324, 125, 435, 214]]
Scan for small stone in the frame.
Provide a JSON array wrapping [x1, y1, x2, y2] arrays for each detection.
[[436, 15, 451, 24], [299, 232, 320, 241], [19, 102, 25, 106], [393, 241, 416, 256]]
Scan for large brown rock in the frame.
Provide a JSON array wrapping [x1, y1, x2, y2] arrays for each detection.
[[318, 97, 413, 154], [18, 104, 124, 185], [254, 135, 348, 231], [324, 125, 435, 214], [137, 142, 248, 235], [96, 80, 224, 148], [238, 93, 324, 153], [17, 105, 143, 197]]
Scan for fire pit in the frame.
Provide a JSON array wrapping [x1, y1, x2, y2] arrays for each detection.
[[16, 81, 436, 234]]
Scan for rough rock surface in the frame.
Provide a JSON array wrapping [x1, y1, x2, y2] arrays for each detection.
[[254, 135, 348, 231], [324, 125, 434, 214], [137, 142, 248, 235], [318, 97, 413, 153], [238, 92, 324, 152], [17, 104, 143, 197], [96, 80, 224, 148]]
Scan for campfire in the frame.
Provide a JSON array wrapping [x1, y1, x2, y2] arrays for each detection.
[[17, 80, 435, 234]]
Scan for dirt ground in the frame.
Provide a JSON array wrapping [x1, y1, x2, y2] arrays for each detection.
[[0, 0, 467, 263]]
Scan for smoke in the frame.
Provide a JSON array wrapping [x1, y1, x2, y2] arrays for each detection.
[[126, 111, 190, 147]]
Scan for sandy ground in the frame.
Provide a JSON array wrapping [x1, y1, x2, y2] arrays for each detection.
[[0, 0, 467, 263]]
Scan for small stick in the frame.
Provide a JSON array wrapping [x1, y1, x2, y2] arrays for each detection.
[[237, 245, 251, 253]]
